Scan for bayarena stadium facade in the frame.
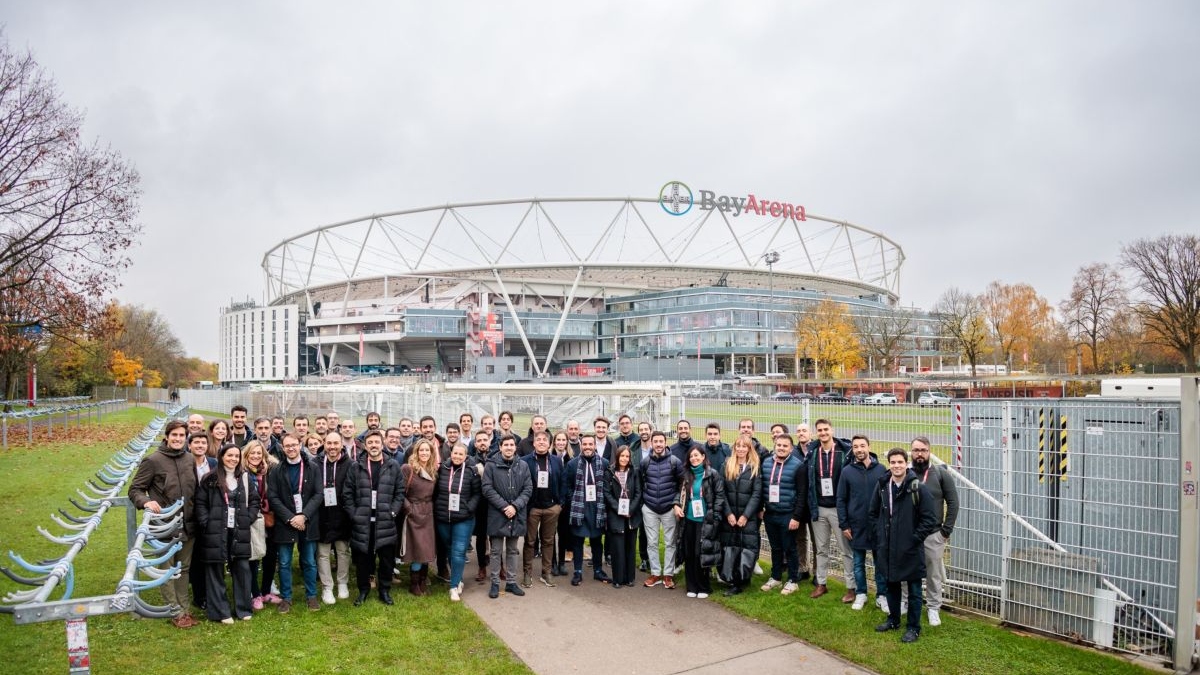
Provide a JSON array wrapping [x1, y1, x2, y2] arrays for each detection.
[[219, 183, 941, 383]]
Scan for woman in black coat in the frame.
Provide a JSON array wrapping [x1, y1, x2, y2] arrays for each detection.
[[604, 445, 643, 589], [193, 443, 260, 623], [673, 446, 727, 598], [718, 436, 762, 595], [434, 444, 483, 601]]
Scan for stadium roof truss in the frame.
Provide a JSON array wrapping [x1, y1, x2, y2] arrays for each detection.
[[262, 198, 905, 377]]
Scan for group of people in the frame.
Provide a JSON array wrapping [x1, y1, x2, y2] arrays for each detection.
[[128, 406, 958, 644]]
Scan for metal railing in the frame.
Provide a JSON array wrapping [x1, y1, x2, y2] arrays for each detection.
[[0, 399, 128, 449]]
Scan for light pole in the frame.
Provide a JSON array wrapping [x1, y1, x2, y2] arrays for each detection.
[[763, 251, 780, 375]]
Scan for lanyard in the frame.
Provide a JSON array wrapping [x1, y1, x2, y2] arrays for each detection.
[[366, 458, 376, 483], [538, 455, 549, 475], [291, 460, 305, 494], [615, 470, 628, 497], [448, 464, 466, 494], [819, 449, 834, 478], [922, 467, 930, 483], [324, 458, 336, 486], [770, 457, 785, 485], [585, 459, 595, 485]]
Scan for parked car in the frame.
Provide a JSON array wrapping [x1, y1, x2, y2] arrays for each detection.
[[815, 392, 849, 404], [863, 393, 898, 405], [728, 390, 760, 405], [848, 393, 868, 405], [769, 392, 796, 403], [918, 391, 952, 407], [791, 392, 814, 400]]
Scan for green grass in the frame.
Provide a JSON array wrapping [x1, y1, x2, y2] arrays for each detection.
[[0, 407, 530, 675], [713, 570, 1160, 675]]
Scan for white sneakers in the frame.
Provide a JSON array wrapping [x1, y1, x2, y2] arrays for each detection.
[[877, 596, 890, 614], [781, 581, 799, 596], [686, 592, 698, 598], [450, 587, 461, 602], [851, 593, 868, 610], [321, 588, 336, 605], [761, 578, 782, 592], [754, 563, 764, 575], [928, 608, 942, 626], [697, 593, 709, 599], [337, 583, 349, 600]]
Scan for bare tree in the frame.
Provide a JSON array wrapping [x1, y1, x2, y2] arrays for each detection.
[[932, 287, 988, 377], [0, 39, 142, 298], [852, 306, 915, 375], [1059, 262, 1128, 373], [1120, 234, 1200, 372]]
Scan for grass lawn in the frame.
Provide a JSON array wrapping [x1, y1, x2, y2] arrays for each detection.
[[0, 406, 530, 675], [714, 570, 1162, 675]]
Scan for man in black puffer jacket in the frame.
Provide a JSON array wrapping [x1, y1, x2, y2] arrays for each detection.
[[640, 431, 685, 590], [342, 430, 405, 606]]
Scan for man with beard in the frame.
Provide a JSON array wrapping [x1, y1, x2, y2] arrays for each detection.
[[669, 419, 699, 465], [837, 435, 888, 612], [908, 436, 958, 627], [229, 405, 251, 447], [343, 430, 405, 606], [702, 423, 730, 470]]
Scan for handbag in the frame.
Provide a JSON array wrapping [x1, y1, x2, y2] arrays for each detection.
[[245, 473, 267, 561]]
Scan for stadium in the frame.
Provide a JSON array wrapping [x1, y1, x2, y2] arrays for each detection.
[[220, 186, 925, 383]]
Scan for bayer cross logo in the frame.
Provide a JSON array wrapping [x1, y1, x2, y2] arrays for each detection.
[[659, 181, 693, 216]]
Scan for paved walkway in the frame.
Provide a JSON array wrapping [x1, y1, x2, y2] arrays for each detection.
[[462, 571, 874, 675]]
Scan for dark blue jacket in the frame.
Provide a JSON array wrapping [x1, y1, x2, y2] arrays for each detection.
[[521, 452, 566, 507], [836, 454, 887, 550], [760, 452, 807, 521], [640, 450, 685, 514], [669, 436, 702, 466], [807, 437, 853, 519], [702, 442, 731, 472]]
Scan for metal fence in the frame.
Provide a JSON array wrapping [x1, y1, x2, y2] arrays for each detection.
[[949, 397, 1194, 667]]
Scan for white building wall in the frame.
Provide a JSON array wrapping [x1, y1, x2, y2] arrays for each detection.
[[219, 305, 299, 382]]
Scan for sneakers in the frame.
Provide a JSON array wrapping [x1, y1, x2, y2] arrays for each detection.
[[875, 621, 900, 632], [760, 578, 782, 592], [781, 581, 799, 595], [686, 591, 697, 598], [450, 587, 461, 602], [901, 628, 920, 643], [754, 563, 764, 575], [337, 583, 349, 599], [171, 613, 198, 629], [488, 582, 500, 599], [852, 593, 868, 610], [306, 597, 320, 611], [251, 596, 264, 611], [270, 582, 280, 596], [278, 600, 292, 614], [723, 585, 743, 597], [539, 575, 556, 588], [662, 576, 676, 590], [505, 582, 525, 597], [841, 590, 857, 603], [571, 572, 583, 586], [928, 608, 942, 626], [697, 592, 709, 599], [220, 617, 235, 625], [639, 561, 650, 572], [644, 575, 662, 587], [877, 596, 890, 614], [321, 588, 336, 605], [264, 593, 282, 605], [522, 573, 534, 588], [810, 584, 828, 598]]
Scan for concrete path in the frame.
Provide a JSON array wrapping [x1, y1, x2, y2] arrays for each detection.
[[462, 572, 874, 675]]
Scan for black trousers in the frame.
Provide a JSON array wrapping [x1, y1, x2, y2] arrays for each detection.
[[638, 527, 648, 565], [354, 538, 397, 592], [608, 528, 637, 585], [572, 534, 603, 573], [474, 501, 490, 567], [190, 542, 207, 606], [556, 513, 575, 567], [681, 520, 712, 594], [204, 555, 252, 621]]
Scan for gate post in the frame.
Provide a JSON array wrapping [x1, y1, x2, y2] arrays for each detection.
[[1175, 376, 1199, 673]]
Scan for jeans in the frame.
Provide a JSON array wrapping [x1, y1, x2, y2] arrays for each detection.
[[887, 580, 923, 631], [762, 512, 799, 582], [436, 519, 475, 588], [852, 548, 886, 597], [277, 540, 318, 601]]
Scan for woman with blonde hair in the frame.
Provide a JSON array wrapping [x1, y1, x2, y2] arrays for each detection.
[[302, 432, 325, 460], [241, 440, 280, 609], [718, 435, 762, 595], [402, 438, 439, 595]]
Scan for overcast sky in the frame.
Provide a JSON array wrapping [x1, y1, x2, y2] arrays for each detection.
[[4, 2, 1198, 361]]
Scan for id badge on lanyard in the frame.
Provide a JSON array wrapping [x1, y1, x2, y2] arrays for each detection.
[[768, 484, 781, 503], [448, 493, 461, 512], [690, 499, 704, 519], [293, 493, 303, 512], [537, 470, 549, 488], [820, 478, 834, 497], [585, 484, 597, 502], [324, 487, 338, 506], [226, 506, 236, 528], [618, 497, 630, 516]]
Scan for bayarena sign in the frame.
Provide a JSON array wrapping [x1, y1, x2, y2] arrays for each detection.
[[659, 181, 806, 221]]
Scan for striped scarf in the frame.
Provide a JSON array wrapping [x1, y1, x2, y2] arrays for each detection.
[[569, 454, 606, 531]]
